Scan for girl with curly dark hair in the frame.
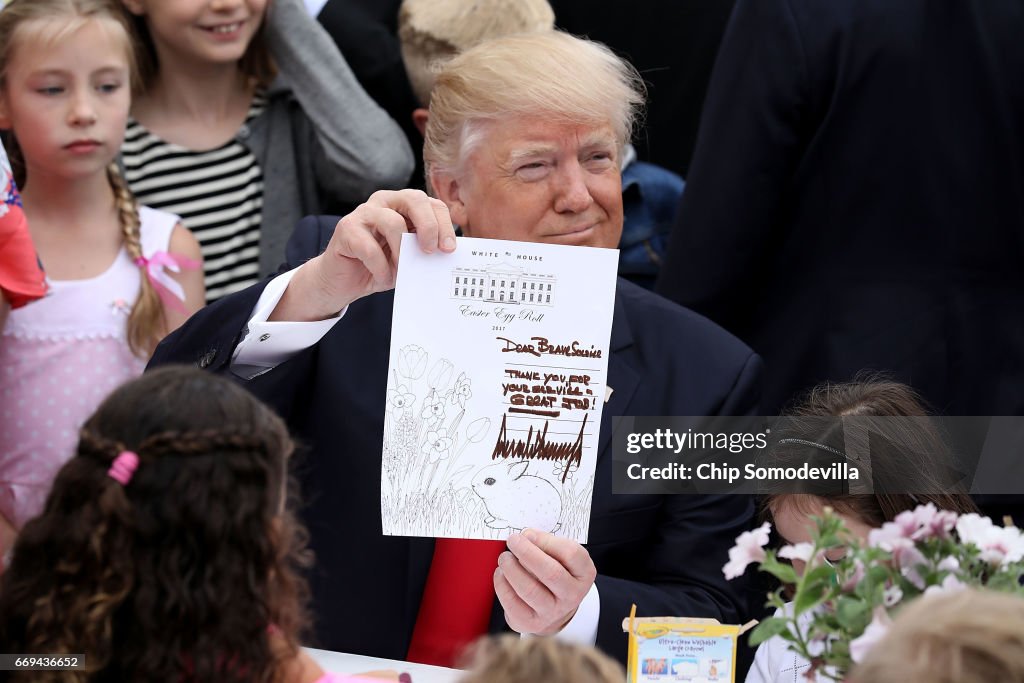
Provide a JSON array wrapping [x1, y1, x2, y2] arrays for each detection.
[[0, 366, 363, 682]]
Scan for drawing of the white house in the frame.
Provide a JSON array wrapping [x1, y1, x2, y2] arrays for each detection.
[[451, 263, 556, 305]]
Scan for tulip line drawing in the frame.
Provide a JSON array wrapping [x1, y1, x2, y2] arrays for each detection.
[[384, 345, 504, 537]]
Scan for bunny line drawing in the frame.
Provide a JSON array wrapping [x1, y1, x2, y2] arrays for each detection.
[[471, 460, 563, 533]]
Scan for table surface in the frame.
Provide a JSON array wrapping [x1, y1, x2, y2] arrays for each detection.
[[305, 648, 462, 683]]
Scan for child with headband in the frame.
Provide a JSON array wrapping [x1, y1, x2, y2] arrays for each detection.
[[744, 379, 978, 683]]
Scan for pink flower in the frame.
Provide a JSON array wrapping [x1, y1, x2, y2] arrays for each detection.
[[872, 504, 960, 548], [722, 522, 771, 580], [840, 559, 866, 593], [849, 607, 892, 663], [868, 521, 910, 550], [925, 508, 960, 540]]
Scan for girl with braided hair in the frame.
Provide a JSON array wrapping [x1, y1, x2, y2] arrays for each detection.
[[0, 0, 204, 545], [0, 366, 380, 682]]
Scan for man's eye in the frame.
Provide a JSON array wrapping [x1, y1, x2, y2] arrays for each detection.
[[516, 163, 548, 180]]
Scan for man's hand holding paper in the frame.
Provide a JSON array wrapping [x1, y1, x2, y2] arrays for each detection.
[[495, 528, 598, 636], [270, 189, 456, 323]]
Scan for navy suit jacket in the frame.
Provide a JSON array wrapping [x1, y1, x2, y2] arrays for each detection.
[[150, 215, 763, 663], [657, 0, 1024, 416]]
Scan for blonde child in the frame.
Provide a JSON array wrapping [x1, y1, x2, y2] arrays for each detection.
[[744, 379, 979, 683], [458, 635, 625, 683], [0, 0, 204, 543], [398, 0, 555, 137], [119, 0, 414, 301], [0, 366, 393, 682], [849, 589, 1024, 683]]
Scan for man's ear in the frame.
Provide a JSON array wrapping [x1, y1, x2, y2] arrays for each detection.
[[120, 0, 145, 16], [411, 108, 429, 138], [430, 169, 469, 230]]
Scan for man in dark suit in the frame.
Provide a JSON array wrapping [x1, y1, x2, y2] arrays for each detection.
[[656, 0, 1024, 417], [151, 32, 761, 666]]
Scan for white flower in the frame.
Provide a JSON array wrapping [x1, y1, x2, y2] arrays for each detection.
[[924, 573, 967, 598], [397, 345, 428, 379], [883, 584, 903, 607], [849, 607, 891, 663], [956, 513, 1024, 566], [778, 542, 815, 563], [422, 431, 453, 463], [722, 522, 771, 580]]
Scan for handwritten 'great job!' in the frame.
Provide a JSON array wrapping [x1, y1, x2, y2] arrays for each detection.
[[381, 234, 618, 542]]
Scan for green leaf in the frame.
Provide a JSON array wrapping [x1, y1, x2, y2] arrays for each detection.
[[835, 596, 869, 632], [760, 553, 799, 585], [804, 564, 836, 587], [794, 581, 828, 616], [748, 617, 791, 646]]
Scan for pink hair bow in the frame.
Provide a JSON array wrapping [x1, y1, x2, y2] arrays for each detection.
[[134, 251, 200, 315], [108, 450, 139, 485]]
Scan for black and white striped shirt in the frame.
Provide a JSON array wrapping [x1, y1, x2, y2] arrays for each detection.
[[122, 94, 266, 302]]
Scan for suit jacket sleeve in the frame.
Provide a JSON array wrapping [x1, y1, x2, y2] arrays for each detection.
[[656, 0, 809, 333]]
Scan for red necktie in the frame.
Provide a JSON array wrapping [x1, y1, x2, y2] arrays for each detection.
[[406, 538, 506, 667]]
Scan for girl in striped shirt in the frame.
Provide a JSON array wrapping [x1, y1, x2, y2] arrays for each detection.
[[119, 0, 414, 301]]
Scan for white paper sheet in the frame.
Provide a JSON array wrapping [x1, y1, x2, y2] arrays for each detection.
[[381, 234, 618, 542]]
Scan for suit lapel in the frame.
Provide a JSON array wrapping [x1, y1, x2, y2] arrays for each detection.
[[597, 287, 639, 464]]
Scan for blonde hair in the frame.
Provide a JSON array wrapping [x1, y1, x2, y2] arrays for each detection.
[[424, 30, 645, 183], [0, 0, 137, 89], [458, 635, 625, 683], [398, 0, 555, 107], [849, 589, 1024, 683], [107, 163, 165, 357], [0, 0, 163, 358]]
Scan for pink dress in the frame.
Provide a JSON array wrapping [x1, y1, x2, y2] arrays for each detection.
[[0, 206, 179, 528]]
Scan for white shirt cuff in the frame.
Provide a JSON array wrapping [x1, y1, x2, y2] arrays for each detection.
[[521, 582, 600, 646], [230, 268, 345, 379]]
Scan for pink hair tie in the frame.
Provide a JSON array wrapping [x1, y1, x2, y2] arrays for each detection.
[[108, 451, 140, 486]]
